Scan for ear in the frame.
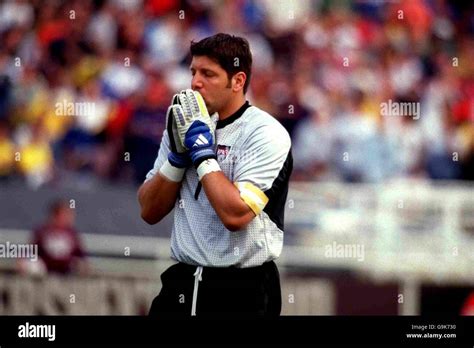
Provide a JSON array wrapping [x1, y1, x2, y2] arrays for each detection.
[[232, 72, 246, 93]]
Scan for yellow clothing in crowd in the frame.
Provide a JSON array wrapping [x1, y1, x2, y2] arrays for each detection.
[[17, 141, 53, 175]]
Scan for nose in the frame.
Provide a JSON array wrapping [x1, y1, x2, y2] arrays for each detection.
[[191, 74, 203, 90]]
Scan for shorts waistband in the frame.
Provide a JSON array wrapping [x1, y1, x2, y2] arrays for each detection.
[[175, 260, 275, 276]]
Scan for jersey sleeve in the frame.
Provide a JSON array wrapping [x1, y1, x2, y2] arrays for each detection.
[[233, 123, 292, 216], [144, 129, 171, 183]]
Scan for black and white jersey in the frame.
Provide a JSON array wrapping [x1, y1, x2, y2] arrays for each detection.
[[145, 101, 293, 268]]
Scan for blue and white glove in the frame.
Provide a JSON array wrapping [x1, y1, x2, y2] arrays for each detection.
[[173, 89, 217, 168]]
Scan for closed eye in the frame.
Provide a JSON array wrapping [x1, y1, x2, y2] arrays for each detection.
[[190, 68, 216, 77]]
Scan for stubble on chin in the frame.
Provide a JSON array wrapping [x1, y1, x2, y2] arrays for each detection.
[[205, 103, 216, 115]]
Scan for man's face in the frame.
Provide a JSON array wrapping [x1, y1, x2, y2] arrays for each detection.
[[190, 55, 232, 115]]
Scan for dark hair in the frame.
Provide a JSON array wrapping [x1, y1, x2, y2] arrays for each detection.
[[190, 33, 252, 94], [49, 199, 69, 216]]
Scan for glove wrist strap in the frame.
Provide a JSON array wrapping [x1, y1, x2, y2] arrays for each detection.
[[192, 149, 216, 168], [197, 158, 221, 181], [159, 160, 186, 182], [168, 152, 190, 168]]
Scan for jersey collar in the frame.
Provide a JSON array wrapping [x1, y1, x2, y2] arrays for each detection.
[[216, 101, 250, 129]]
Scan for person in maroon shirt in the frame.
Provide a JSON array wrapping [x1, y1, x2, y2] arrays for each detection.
[[32, 199, 88, 275]]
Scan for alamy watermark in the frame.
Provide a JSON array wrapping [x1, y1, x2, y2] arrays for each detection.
[[18, 322, 55, 341], [0, 241, 38, 261], [55, 99, 95, 117], [325, 241, 365, 262], [380, 99, 420, 120]]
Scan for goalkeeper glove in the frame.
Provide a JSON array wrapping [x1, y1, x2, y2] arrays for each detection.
[[166, 94, 191, 169], [159, 95, 191, 182], [173, 89, 217, 168]]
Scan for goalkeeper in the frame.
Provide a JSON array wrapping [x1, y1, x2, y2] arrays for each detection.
[[138, 33, 293, 317]]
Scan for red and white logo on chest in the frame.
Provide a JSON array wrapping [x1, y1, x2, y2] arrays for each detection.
[[217, 144, 231, 162]]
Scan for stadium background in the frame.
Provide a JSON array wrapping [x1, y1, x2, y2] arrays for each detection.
[[0, 0, 473, 315]]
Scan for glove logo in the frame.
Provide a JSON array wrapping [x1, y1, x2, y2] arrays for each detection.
[[193, 134, 209, 147]]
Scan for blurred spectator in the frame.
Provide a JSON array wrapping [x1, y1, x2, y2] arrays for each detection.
[[0, 74, 12, 121], [332, 90, 388, 182], [292, 111, 333, 181], [16, 120, 54, 189], [0, 120, 15, 180], [31, 199, 88, 275], [124, 73, 168, 184], [0, 0, 34, 33]]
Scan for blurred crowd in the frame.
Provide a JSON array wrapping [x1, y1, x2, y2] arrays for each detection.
[[0, 0, 473, 188]]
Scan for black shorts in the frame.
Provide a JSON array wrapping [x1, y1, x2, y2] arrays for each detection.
[[149, 261, 281, 317]]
